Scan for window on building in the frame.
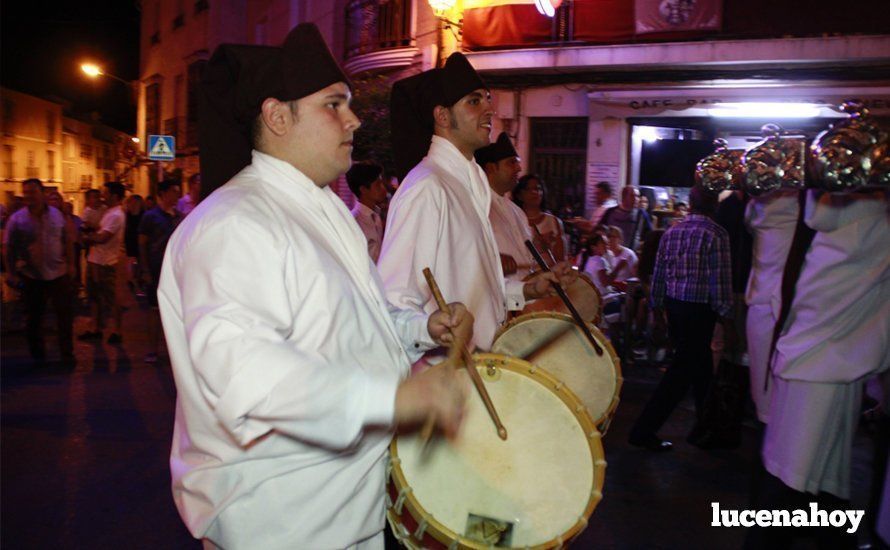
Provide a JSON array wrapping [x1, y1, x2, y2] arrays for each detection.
[[150, 1, 161, 44], [2, 98, 13, 135], [26, 150, 38, 178], [46, 111, 57, 143], [63, 135, 76, 159], [145, 81, 161, 138], [173, 0, 185, 29], [345, 0, 413, 59], [47, 150, 55, 180], [186, 60, 206, 148], [3, 145, 14, 179], [81, 143, 93, 159]]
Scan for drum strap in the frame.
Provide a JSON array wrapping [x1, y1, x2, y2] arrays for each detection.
[[765, 190, 816, 390]]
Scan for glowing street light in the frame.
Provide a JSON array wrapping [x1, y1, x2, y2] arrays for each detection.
[[81, 63, 102, 77], [80, 61, 130, 85]]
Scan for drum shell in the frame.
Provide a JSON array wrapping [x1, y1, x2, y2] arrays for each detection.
[[387, 353, 606, 549]]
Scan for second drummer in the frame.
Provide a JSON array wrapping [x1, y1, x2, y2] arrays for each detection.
[[378, 53, 577, 353]]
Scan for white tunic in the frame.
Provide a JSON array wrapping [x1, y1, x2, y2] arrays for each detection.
[[159, 151, 434, 549], [351, 202, 383, 262], [743, 191, 799, 422], [379, 136, 526, 352], [489, 191, 534, 282], [762, 190, 889, 499]]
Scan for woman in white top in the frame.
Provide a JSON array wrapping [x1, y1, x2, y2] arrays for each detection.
[[513, 174, 566, 262]]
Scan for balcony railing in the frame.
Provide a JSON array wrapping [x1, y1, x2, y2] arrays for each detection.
[[345, 0, 413, 59]]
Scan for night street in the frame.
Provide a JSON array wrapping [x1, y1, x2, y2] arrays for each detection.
[[3, 290, 877, 549]]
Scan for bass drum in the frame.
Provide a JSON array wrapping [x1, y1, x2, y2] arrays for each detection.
[[520, 272, 602, 325], [388, 353, 606, 549], [492, 313, 622, 434]]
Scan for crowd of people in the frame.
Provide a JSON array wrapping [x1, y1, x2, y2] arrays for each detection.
[[1, 21, 887, 550], [1, 175, 200, 366]]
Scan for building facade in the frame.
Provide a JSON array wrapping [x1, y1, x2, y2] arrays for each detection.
[[1, 87, 137, 213], [136, 0, 890, 213]]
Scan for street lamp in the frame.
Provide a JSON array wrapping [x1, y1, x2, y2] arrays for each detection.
[[80, 62, 130, 86]]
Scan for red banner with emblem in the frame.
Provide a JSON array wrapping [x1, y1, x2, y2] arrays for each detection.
[[635, 0, 722, 34]]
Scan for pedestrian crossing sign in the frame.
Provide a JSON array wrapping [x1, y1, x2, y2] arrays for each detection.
[[148, 135, 176, 161]]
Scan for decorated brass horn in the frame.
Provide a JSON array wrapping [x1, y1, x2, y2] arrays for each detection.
[[744, 124, 786, 196], [695, 139, 744, 193], [808, 101, 886, 192]]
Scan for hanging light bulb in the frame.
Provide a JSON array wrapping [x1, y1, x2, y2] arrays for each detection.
[[428, 0, 457, 16], [534, 0, 564, 17]]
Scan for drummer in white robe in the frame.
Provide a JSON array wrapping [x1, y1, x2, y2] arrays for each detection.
[[743, 190, 799, 422], [378, 53, 575, 353], [159, 25, 471, 550], [761, 190, 889, 502], [475, 132, 536, 282]]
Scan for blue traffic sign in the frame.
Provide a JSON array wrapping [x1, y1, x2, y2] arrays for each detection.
[[148, 135, 176, 161]]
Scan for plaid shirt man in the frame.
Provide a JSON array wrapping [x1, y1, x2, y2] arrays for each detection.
[[650, 213, 733, 317]]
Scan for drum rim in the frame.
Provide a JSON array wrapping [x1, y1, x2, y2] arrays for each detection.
[[492, 312, 624, 432], [388, 352, 607, 549]]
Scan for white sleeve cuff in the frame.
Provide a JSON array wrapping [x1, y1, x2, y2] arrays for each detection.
[[505, 280, 526, 311]]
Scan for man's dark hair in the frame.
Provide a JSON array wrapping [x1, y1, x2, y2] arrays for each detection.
[[595, 181, 612, 196], [346, 162, 383, 197], [104, 181, 126, 200], [85, 188, 101, 198], [688, 186, 717, 216], [22, 178, 43, 190], [157, 180, 180, 195]]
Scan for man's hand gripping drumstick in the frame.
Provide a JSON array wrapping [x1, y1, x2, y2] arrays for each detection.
[[422, 268, 508, 441], [393, 280, 472, 443]]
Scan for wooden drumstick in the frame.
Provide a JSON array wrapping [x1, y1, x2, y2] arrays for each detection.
[[524, 240, 604, 356], [530, 222, 558, 266], [422, 268, 508, 441]]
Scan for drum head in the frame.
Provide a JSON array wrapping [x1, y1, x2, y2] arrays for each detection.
[[520, 273, 602, 325], [389, 354, 605, 549], [492, 313, 622, 431]]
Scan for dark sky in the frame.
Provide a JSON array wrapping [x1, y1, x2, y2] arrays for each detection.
[[1, 1, 141, 133]]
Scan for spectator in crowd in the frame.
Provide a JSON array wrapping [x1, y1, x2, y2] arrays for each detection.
[[138, 180, 182, 363], [513, 174, 566, 262], [569, 181, 616, 233], [124, 194, 146, 296], [601, 186, 653, 251], [629, 186, 733, 451], [80, 182, 127, 344], [177, 173, 201, 215], [605, 225, 638, 283], [583, 233, 628, 293], [346, 162, 387, 262], [80, 189, 105, 290], [3, 179, 75, 366], [144, 195, 156, 211]]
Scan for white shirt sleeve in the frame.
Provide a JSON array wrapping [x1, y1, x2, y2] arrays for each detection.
[[172, 215, 397, 450], [379, 181, 444, 314]]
